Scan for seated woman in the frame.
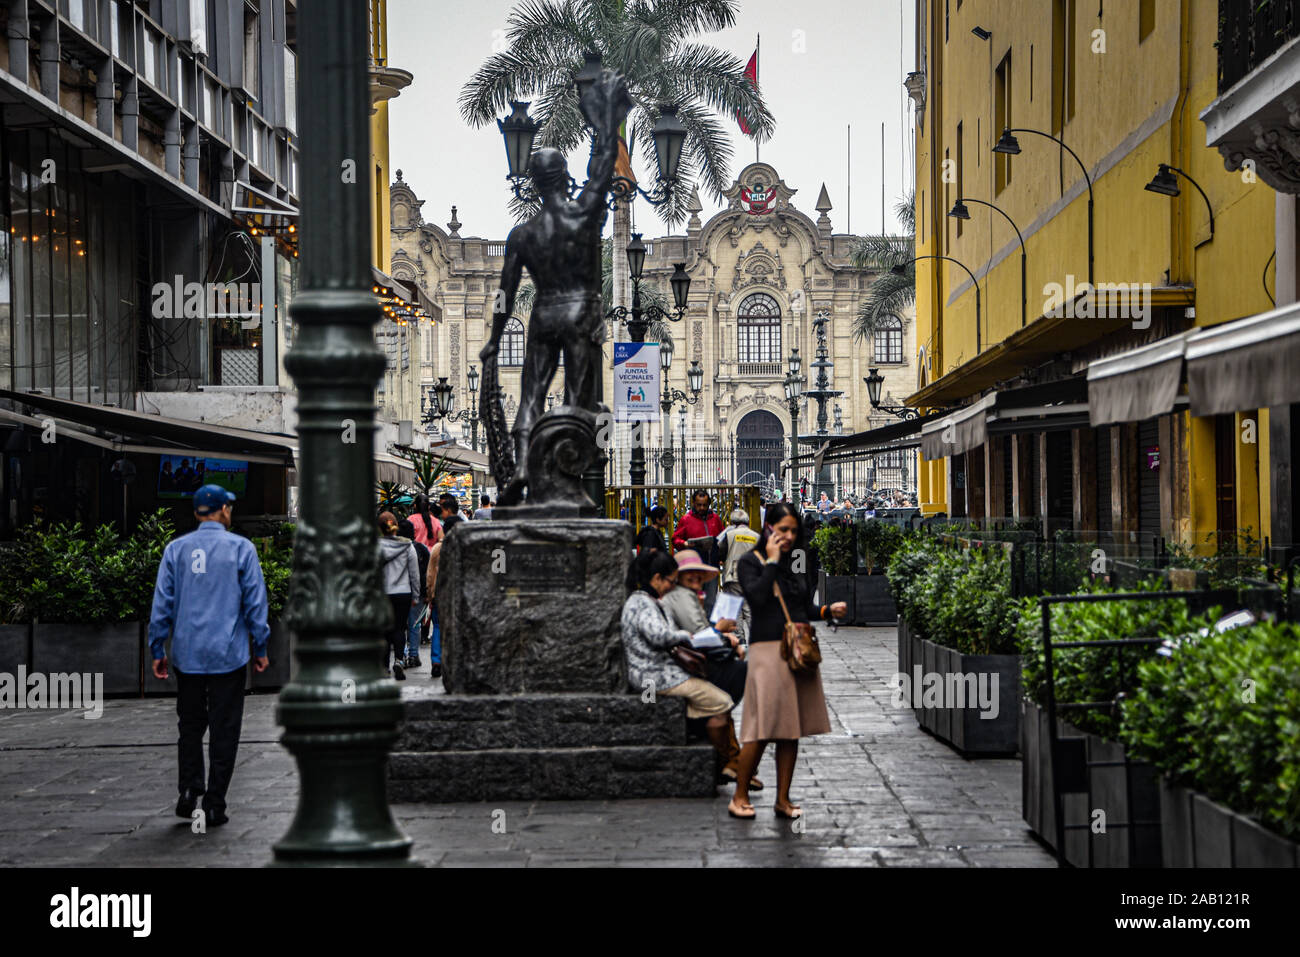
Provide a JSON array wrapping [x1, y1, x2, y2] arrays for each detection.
[[622, 549, 737, 776], [660, 550, 761, 790]]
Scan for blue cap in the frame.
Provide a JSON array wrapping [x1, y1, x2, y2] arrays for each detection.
[[193, 484, 236, 514]]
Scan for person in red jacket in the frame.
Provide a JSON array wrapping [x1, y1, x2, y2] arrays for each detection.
[[672, 490, 726, 606]]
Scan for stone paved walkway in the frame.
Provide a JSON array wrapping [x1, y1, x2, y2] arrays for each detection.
[[0, 625, 1055, 867]]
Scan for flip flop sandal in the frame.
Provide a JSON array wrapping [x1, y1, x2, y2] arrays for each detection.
[[774, 804, 802, 819], [727, 803, 757, 820]]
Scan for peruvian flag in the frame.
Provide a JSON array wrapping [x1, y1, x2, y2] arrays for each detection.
[[736, 37, 758, 136]]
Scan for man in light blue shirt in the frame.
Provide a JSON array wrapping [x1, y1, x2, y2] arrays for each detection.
[[148, 484, 270, 827]]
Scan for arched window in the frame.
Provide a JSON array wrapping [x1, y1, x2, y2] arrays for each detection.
[[737, 293, 782, 363], [874, 316, 904, 364], [502, 317, 526, 366]]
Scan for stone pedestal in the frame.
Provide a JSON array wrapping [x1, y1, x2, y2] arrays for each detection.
[[439, 519, 631, 694], [391, 518, 718, 801]]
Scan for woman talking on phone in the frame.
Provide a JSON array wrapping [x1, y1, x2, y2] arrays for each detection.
[[728, 502, 846, 820]]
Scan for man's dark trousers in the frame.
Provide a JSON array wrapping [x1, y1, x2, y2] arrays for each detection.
[[175, 665, 246, 813]]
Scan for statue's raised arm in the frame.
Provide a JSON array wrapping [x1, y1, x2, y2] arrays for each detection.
[[576, 70, 632, 220]]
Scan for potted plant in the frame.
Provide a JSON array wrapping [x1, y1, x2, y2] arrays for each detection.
[[1120, 618, 1300, 867], [1016, 582, 1212, 866], [17, 511, 174, 696], [886, 536, 1021, 754], [812, 523, 856, 623], [855, 520, 901, 624]]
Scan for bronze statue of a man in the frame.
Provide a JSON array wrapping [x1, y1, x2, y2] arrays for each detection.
[[480, 69, 632, 507]]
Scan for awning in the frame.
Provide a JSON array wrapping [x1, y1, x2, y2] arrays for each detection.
[[807, 412, 945, 470], [0, 389, 297, 464], [374, 450, 417, 485], [1086, 331, 1191, 425], [985, 376, 1091, 437], [372, 266, 438, 322], [920, 395, 995, 460], [1186, 300, 1300, 416]]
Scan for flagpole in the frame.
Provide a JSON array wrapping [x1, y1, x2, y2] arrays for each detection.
[[755, 33, 760, 164]]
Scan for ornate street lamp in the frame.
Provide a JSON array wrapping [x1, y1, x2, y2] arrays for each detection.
[[865, 366, 920, 421], [606, 234, 691, 486], [1144, 163, 1215, 238], [658, 334, 703, 419], [498, 54, 687, 210], [784, 348, 803, 501], [799, 312, 842, 501], [949, 196, 1027, 327], [994, 127, 1094, 287], [274, 0, 410, 864]]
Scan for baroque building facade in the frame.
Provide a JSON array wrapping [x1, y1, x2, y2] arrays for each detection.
[[390, 162, 918, 494]]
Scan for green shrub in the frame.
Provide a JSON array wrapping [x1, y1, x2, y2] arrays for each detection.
[[1016, 579, 1217, 739], [886, 534, 1018, 655], [811, 523, 854, 576], [858, 520, 903, 574], [1119, 620, 1300, 839], [0, 510, 177, 624]]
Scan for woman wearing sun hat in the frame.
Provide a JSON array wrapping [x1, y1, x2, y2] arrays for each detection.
[[660, 549, 761, 790]]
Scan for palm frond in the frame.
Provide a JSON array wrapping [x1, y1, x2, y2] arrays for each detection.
[[663, 43, 774, 142], [849, 234, 912, 271], [851, 273, 915, 342], [651, 0, 739, 40]]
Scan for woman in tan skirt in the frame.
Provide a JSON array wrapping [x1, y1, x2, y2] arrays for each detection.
[[728, 503, 845, 820]]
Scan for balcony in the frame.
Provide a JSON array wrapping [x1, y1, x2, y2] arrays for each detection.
[[737, 361, 784, 378], [1201, 0, 1300, 194], [1218, 0, 1298, 94]]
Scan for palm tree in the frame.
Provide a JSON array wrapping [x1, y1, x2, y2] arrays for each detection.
[[849, 190, 916, 342], [461, 1, 773, 336]]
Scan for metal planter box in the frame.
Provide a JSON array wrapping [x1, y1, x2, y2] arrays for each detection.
[[1021, 698, 1162, 866], [817, 571, 856, 624], [854, 574, 897, 625], [250, 621, 294, 689], [898, 624, 1019, 754], [0, 623, 30, 674], [30, 621, 143, 696], [1160, 779, 1299, 867]]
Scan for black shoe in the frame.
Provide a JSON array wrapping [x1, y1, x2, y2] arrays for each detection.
[[392, 660, 406, 680], [409, 656, 422, 669], [430, 663, 442, 679], [175, 787, 203, 818], [204, 807, 229, 827]]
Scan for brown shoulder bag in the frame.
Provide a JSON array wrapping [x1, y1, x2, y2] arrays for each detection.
[[772, 582, 822, 674]]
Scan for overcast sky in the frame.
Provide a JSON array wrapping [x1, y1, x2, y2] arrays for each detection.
[[386, 0, 915, 242]]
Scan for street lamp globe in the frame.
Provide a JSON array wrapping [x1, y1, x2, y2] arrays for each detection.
[[864, 367, 884, 407], [660, 336, 674, 370], [574, 50, 603, 100], [626, 233, 647, 282], [788, 346, 801, 377], [467, 363, 480, 394], [992, 128, 1022, 155], [1144, 164, 1181, 197], [497, 101, 538, 180], [670, 262, 691, 311], [948, 200, 971, 220], [434, 376, 455, 417], [687, 359, 703, 394], [652, 105, 687, 184]]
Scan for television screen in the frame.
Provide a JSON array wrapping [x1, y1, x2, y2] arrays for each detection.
[[157, 455, 249, 499]]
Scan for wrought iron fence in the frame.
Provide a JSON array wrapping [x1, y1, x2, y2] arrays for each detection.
[[1218, 0, 1298, 93]]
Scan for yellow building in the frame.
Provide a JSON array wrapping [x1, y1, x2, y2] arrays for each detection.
[[367, 0, 427, 431], [905, 0, 1282, 557]]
